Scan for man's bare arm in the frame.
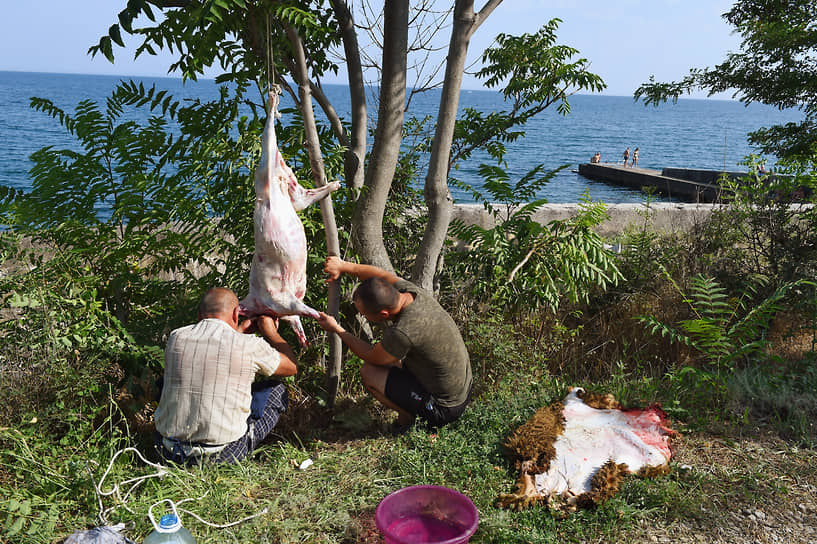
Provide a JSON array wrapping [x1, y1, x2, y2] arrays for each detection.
[[256, 316, 298, 376], [316, 312, 399, 366], [324, 256, 400, 285]]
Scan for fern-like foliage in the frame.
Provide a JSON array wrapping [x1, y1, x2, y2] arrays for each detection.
[[448, 171, 622, 313], [1, 81, 261, 332], [638, 269, 809, 369], [1, 78, 348, 345]]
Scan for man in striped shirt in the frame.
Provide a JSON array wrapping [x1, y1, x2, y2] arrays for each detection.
[[154, 287, 298, 464]]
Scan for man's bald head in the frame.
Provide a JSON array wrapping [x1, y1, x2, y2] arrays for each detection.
[[199, 288, 239, 320]]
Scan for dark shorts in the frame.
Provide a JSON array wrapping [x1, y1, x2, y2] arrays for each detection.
[[384, 366, 472, 428]]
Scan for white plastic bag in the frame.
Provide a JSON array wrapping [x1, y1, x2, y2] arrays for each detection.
[[64, 523, 136, 544]]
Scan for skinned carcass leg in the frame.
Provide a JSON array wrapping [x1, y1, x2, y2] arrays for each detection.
[[239, 91, 339, 347]]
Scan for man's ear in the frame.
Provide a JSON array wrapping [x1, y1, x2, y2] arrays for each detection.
[[379, 309, 391, 320], [232, 306, 240, 327]]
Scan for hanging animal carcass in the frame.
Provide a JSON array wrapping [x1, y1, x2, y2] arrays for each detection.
[[239, 90, 340, 347]]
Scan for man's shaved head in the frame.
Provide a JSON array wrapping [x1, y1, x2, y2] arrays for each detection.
[[199, 287, 239, 318], [353, 277, 399, 313]]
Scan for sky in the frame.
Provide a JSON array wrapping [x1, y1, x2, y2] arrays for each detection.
[[0, 0, 742, 99]]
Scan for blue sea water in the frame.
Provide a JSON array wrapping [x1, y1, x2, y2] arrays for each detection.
[[0, 70, 805, 204]]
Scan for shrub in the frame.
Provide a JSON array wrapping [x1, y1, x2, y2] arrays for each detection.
[[708, 157, 817, 287], [448, 169, 622, 315], [638, 269, 810, 408]]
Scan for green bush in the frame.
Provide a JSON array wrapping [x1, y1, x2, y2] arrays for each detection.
[[638, 269, 810, 410], [448, 170, 622, 314], [0, 249, 162, 423], [708, 157, 817, 287]]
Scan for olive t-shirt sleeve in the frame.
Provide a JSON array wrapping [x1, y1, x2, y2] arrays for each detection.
[[382, 325, 411, 360]]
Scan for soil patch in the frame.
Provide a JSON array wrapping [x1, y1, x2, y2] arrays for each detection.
[[622, 430, 817, 544]]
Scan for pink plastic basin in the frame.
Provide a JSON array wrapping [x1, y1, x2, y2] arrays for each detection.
[[375, 485, 479, 544]]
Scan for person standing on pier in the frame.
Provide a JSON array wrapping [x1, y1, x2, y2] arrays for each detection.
[[622, 147, 630, 167], [631, 147, 639, 168]]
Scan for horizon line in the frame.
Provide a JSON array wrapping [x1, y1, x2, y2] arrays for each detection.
[[0, 68, 739, 102]]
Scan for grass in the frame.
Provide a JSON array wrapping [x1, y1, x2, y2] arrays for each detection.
[[728, 356, 817, 443], [1, 232, 816, 543], [3, 350, 816, 543]]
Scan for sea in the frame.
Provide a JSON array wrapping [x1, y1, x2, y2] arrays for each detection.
[[0, 70, 805, 205]]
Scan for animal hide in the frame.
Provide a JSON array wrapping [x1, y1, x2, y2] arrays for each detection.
[[239, 90, 339, 347], [497, 387, 674, 512]]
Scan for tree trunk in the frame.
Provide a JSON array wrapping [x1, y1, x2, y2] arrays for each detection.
[[286, 27, 344, 405], [412, 0, 502, 290], [350, 0, 409, 271], [330, 0, 367, 193]]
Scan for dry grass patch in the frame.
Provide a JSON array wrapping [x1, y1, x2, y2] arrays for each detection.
[[618, 430, 817, 544]]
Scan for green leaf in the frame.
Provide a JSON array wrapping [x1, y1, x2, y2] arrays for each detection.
[[100, 36, 114, 63], [108, 24, 125, 47], [6, 516, 25, 537], [118, 9, 134, 33]]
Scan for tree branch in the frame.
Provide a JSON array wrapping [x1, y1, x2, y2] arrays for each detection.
[[471, 0, 503, 38], [286, 25, 344, 404], [330, 0, 367, 191]]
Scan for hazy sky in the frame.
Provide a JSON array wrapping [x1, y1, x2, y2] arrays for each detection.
[[1, 1, 741, 98]]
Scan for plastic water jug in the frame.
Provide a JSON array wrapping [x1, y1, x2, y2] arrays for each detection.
[[144, 500, 196, 544]]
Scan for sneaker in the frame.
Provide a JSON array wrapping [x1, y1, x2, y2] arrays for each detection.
[[389, 421, 414, 436]]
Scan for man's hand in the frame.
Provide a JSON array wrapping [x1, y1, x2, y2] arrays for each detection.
[[325, 255, 400, 285], [237, 317, 257, 334], [316, 312, 345, 334], [238, 315, 280, 335], [255, 315, 281, 338], [324, 256, 346, 282]]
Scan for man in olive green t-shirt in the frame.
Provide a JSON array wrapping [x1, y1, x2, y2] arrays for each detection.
[[316, 256, 473, 432]]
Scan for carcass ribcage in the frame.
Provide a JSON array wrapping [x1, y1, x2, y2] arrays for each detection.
[[246, 180, 319, 319]]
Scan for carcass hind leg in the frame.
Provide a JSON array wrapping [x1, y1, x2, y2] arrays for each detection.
[[260, 290, 321, 321], [288, 178, 341, 211], [281, 315, 309, 348]]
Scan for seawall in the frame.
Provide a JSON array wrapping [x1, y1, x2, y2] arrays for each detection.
[[452, 202, 716, 238]]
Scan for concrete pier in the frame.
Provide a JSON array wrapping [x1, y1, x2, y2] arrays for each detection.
[[577, 163, 738, 202]]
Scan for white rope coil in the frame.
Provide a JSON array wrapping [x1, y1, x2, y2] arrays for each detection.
[[90, 447, 268, 531]]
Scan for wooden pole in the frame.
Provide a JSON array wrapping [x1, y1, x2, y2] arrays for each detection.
[[286, 26, 343, 405]]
